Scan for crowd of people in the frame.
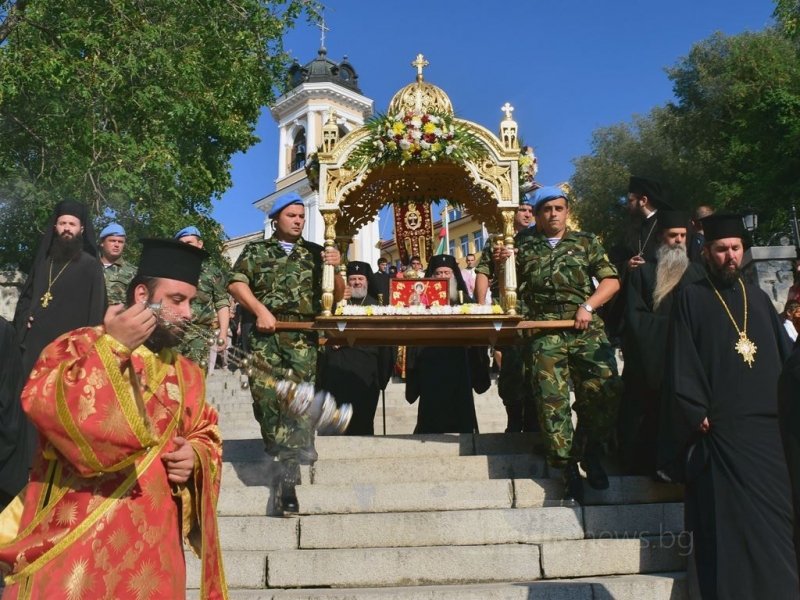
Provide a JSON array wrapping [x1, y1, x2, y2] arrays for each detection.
[[1, 180, 800, 598]]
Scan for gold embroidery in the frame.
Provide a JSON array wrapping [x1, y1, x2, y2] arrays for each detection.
[[96, 335, 156, 448], [55, 502, 79, 527], [107, 529, 130, 553], [55, 364, 104, 473], [100, 402, 128, 440], [77, 391, 97, 423], [142, 478, 169, 512], [63, 558, 93, 600], [127, 560, 161, 600]]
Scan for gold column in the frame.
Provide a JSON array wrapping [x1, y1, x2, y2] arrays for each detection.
[[321, 211, 339, 316], [335, 235, 352, 304], [501, 208, 518, 315]]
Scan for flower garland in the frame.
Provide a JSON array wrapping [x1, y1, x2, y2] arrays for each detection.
[[345, 110, 488, 171], [519, 145, 538, 194], [334, 304, 505, 317]]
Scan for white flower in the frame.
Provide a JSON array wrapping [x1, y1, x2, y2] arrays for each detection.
[[410, 129, 422, 141], [420, 140, 430, 150], [446, 144, 456, 155], [399, 138, 412, 150]]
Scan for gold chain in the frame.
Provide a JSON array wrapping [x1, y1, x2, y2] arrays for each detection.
[[705, 275, 757, 368], [40, 259, 72, 308]]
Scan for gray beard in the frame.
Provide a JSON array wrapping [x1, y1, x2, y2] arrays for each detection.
[[653, 242, 689, 311], [350, 287, 367, 300], [448, 278, 459, 303]]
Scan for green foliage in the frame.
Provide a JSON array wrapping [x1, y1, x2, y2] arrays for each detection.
[[0, 0, 321, 271], [571, 28, 800, 245], [774, 0, 800, 44]]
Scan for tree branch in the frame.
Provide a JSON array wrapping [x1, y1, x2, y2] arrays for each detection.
[[0, 0, 27, 44]]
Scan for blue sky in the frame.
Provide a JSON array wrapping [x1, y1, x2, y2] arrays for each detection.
[[214, 0, 777, 239]]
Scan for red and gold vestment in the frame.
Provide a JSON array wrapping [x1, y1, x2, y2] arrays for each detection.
[[0, 327, 227, 599]]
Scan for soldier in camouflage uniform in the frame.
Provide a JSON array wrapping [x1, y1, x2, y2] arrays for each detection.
[[475, 202, 538, 432], [174, 226, 230, 371], [501, 186, 621, 505], [98, 222, 137, 305], [228, 191, 343, 514]]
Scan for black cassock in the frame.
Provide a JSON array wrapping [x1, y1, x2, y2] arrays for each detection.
[[778, 341, 800, 580], [318, 295, 393, 435], [0, 317, 24, 505], [618, 261, 705, 473], [405, 345, 489, 434], [14, 251, 107, 377], [665, 276, 798, 599], [8, 250, 106, 497]]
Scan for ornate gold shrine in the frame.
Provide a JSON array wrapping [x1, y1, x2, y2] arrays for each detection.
[[315, 54, 524, 335]]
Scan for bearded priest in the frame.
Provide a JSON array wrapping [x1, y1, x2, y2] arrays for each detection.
[[663, 213, 797, 599], [0, 238, 227, 599]]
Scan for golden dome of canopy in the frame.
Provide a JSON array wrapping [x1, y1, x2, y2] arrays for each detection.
[[387, 54, 453, 116]]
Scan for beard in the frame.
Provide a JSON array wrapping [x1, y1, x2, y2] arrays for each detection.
[[49, 232, 83, 263], [448, 277, 460, 303], [144, 300, 189, 352], [707, 260, 742, 286], [652, 242, 689, 311], [350, 287, 367, 300]]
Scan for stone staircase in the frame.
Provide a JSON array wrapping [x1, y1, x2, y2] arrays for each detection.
[[187, 370, 688, 599]]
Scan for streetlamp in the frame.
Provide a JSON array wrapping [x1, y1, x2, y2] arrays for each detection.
[[742, 207, 758, 234]]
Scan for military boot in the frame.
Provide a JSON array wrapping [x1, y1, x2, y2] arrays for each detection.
[[276, 461, 300, 515], [562, 461, 584, 506], [581, 442, 609, 490]]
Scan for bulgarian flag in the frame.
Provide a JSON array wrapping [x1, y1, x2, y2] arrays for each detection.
[[435, 206, 449, 255]]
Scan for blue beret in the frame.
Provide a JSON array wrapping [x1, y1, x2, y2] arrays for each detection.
[[268, 191, 304, 219], [174, 226, 202, 240], [99, 222, 126, 239], [530, 186, 567, 210]]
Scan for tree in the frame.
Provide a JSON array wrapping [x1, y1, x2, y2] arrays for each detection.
[[0, 0, 321, 271], [571, 28, 800, 245]]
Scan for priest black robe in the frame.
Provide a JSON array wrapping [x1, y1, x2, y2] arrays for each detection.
[[405, 345, 486, 434], [665, 276, 797, 599], [0, 317, 24, 507], [14, 250, 107, 377], [618, 261, 705, 473], [778, 342, 800, 581], [8, 250, 106, 496], [317, 294, 393, 435]]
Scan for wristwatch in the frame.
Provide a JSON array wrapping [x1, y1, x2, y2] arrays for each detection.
[[580, 302, 594, 314]]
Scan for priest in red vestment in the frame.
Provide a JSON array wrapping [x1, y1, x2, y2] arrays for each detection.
[[0, 238, 227, 599]]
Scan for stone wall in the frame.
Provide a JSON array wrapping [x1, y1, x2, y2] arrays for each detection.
[[741, 246, 797, 313], [0, 269, 24, 322]]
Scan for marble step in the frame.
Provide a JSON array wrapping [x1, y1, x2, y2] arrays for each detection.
[[187, 573, 687, 600]]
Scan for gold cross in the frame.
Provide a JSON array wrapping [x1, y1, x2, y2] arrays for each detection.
[[412, 53, 429, 82], [501, 102, 515, 120], [41, 291, 52, 308]]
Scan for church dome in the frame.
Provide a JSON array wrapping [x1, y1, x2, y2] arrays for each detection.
[[388, 80, 453, 116], [288, 48, 362, 94]]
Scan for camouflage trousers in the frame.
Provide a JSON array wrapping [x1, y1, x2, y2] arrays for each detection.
[[248, 329, 317, 464], [178, 332, 212, 367], [497, 344, 538, 432], [527, 323, 621, 468]]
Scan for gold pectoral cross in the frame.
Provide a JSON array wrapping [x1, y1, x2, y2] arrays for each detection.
[[735, 332, 757, 368], [41, 291, 53, 308]]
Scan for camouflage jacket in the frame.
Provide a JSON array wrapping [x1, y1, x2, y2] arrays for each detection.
[[229, 235, 324, 318], [102, 259, 137, 305], [516, 229, 617, 319], [191, 262, 231, 328]]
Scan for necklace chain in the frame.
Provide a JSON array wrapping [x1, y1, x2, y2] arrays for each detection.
[[40, 258, 72, 308], [706, 275, 757, 368]]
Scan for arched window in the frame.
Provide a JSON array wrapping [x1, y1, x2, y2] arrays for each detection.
[[291, 130, 307, 171]]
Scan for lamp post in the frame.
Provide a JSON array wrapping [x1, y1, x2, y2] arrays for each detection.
[[742, 208, 758, 246]]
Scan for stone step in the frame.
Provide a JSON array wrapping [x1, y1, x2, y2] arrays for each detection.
[[222, 434, 540, 462], [210, 504, 683, 551], [310, 454, 547, 485], [187, 573, 687, 599], [298, 507, 584, 549], [196, 537, 686, 589], [217, 477, 683, 516]]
